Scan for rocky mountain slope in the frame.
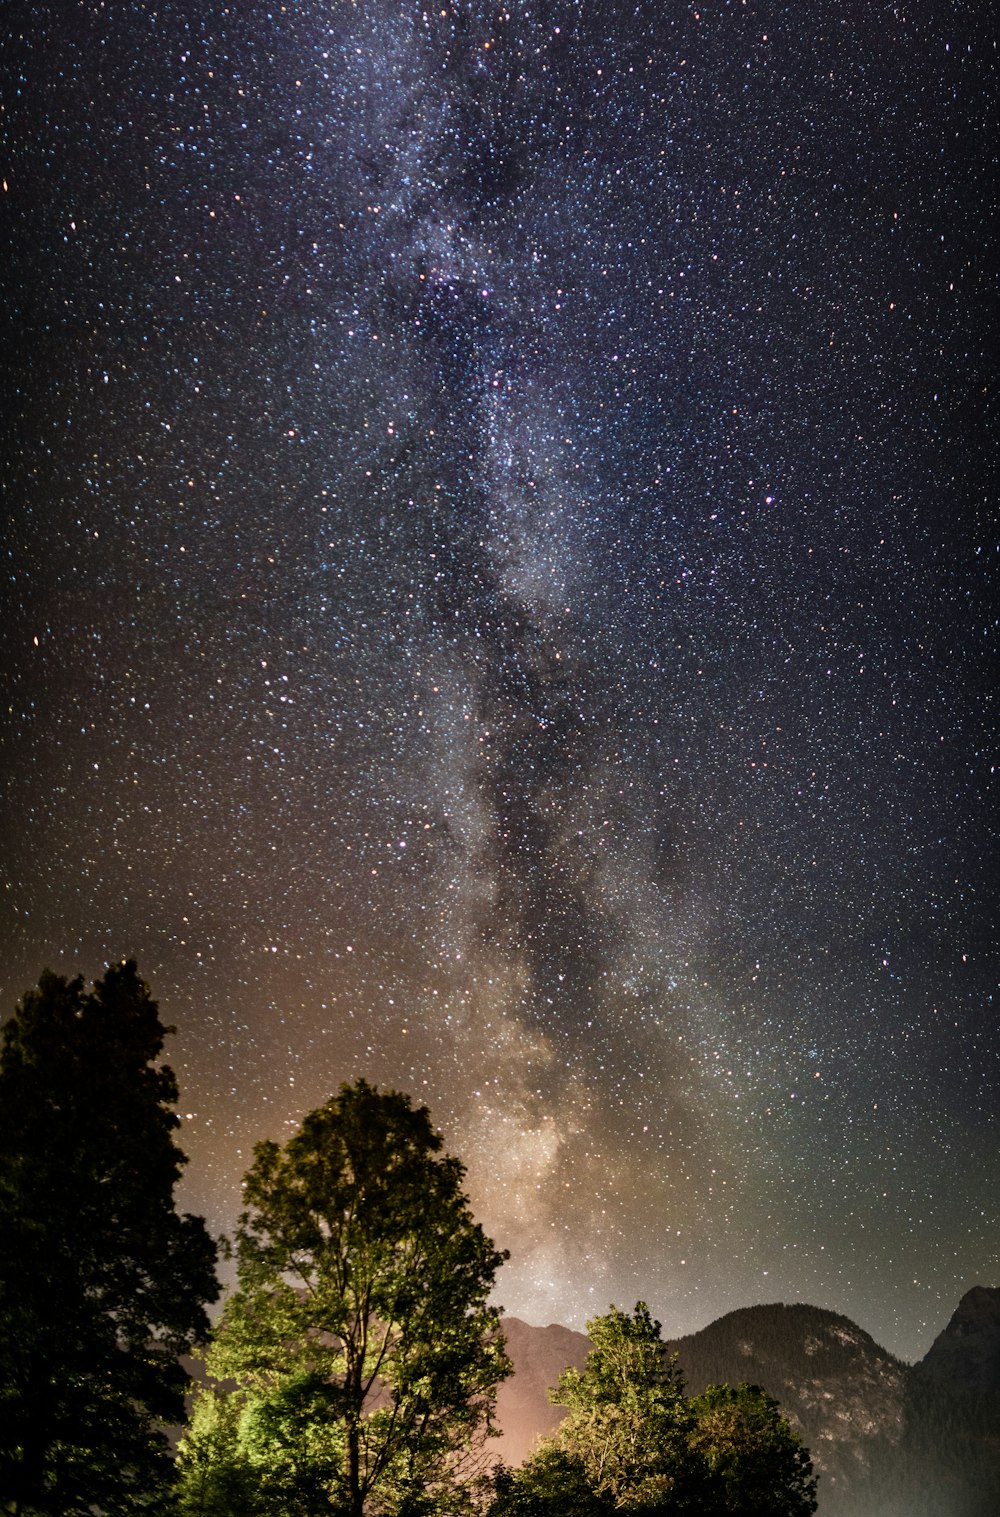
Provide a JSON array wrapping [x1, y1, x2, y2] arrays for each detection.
[[663, 1302, 909, 1512], [495, 1287, 1000, 1516], [917, 1284, 1000, 1397], [493, 1317, 589, 1466]]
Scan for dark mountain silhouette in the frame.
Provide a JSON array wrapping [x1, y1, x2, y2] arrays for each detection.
[[917, 1285, 1000, 1397], [496, 1288, 1000, 1517]]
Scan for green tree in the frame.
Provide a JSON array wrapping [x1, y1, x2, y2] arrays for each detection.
[[0, 962, 219, 1516], [546, 1303, 698, 1512], [488, 1446, 614, 1517], [488, 1444, 613, 1517], [178, 1080, 510, 1517], [532, 1306, 818, 1516], [171, 1380, 251, 1516], [687, 1383, 817, 1516]]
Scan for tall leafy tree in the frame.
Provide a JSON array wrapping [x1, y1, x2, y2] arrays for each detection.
[[178, 1080, 510, 1517], [0, 962, 219, 1516], [546, 1303, 698, 1511]]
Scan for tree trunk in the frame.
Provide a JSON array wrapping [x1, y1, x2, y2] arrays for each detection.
[[348, 1419, 363, 1517]]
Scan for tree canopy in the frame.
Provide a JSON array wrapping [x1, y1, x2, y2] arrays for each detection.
[[546, 1303, 699, 1511], [489, 1447, 615, 1517], [494, 1304, 817, 1517], [177, 1079, 510, 1517], [0, 962, 219, 1516], [688, 1382, 817, 1516]]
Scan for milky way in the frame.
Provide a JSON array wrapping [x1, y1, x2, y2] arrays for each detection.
[[2, 1, 995, 1360]]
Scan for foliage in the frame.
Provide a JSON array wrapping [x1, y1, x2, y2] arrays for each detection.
[[495, 1305, 819, 1517], [688, 1383, 817, 1516], [0, 962, 219, 1516], [488, 1446, 614, 1517], [171, 1381, 259, 1516], [546, 1303, 698, 1511], [177, 1079, 510, 1517]]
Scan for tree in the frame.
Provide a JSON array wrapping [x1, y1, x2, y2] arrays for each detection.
[[488, 1446, 614, 1517], [526, 1306, 818, 1517], [177, 1079, 510, 1517], [488, 1444, 613, 1517], [687, 1383, 817, 1516], [0, 962, 219, 1516], [546, 1303, 699, 1511]]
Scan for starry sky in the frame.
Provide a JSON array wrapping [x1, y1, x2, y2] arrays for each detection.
[[2, 0, 995, 1363]]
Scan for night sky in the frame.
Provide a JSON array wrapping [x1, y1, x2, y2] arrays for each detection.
[[2, 1, 995, 1363]]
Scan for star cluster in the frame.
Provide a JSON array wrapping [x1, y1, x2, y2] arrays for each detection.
[[2, 0, 995, 1360]]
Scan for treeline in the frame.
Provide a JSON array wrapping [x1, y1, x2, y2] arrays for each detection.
[[1, 964, 815, 1516]]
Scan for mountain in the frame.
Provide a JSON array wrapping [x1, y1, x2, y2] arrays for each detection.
[[663, 1302, 909, 1512], [917, 1284, 1000, 1397], [496, 1290, 1000, 1516], [493, 1317, 589, 1466]]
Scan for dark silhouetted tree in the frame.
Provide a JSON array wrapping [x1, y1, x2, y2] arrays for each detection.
[[688, 1382, 817, 1516], [177, 1079, 509, 1517], [0, 962, 219, 1516], [488, 1446, 614, 1517]]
